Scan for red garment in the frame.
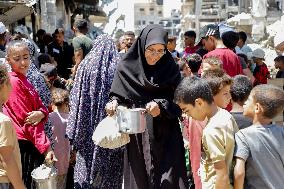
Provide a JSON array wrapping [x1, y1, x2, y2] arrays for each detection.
[[204, 48, 243, 77], [184, 46, 199, 55], [253, 63, 270, 85], [3, 72, 50, 154], [183, 117, 207, 189]]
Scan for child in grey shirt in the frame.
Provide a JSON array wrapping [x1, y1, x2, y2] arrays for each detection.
[[234, 84, 284, 189]]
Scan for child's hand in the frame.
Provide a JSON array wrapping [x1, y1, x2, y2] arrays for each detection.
[[44, 148, 58, 165], [25, 111, 45, 126]]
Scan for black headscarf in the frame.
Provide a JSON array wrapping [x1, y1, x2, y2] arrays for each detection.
[[110, 25, 181, 103]]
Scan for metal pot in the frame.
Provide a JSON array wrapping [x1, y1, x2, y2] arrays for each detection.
[[32, 176, 57, 189], [116, 106, 147, 134]]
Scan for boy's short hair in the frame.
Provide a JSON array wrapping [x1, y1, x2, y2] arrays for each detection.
[[274, 55, 284, 64], [40, 63, 57, 78], [174, 76, 214, 105], [52, 88, 69, 106], [202, 56, 223, 66], [183, 53, 202, 73], [124, 31, 135, 37], [252, 84, 284, 119], [238, 31, 247, 43], [230, 75, 253, 103], [73, 19, 88, 31], [184, 30, 196, 38], [222, 31, 239, 50], [54, 28, 64, 35], [202, 68, 233, 95], [0, 64, 8, 88], [168, 35, 177, 43]]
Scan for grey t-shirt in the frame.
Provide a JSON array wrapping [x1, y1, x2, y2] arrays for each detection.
[[234, 124, 284, 189], [231, 112, 252, 130]]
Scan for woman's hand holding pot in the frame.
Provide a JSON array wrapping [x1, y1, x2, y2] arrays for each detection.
[[105, 100, 118, 116], [146, 101, 160, 117]]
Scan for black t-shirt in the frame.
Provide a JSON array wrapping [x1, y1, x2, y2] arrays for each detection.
[[48, 41, 74, 79], [276, 70, 284, 78]]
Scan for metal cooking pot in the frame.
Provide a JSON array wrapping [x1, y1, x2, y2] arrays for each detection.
[[116, 106, 147, 134]]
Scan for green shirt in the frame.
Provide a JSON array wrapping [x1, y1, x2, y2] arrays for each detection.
[[72, 35, 93, 58]]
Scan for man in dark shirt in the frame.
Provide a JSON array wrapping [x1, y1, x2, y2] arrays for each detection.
[[48, 28, 74, 79], [274, 55, 284, 78]]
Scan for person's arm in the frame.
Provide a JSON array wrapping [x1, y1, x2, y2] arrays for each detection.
[[0, 146, 26, 189], [214, 160, 230, 189], [0, 120, 25, 189], [234, 157, 246, 189], [233, 131, 250, 189]]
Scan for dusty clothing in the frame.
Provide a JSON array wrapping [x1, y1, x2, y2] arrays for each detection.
[[201, 108, 239, 189], [0, 113, 22, 183], [234, 124, 284, 189]]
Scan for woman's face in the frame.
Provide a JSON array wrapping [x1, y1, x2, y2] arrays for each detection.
[[7, 47, 30, 75], [145, 44, 166, 65]]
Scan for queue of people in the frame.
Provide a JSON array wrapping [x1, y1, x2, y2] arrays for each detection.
[[0, 19, 283, 189]]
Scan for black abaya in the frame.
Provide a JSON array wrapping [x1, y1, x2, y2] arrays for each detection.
[[110, 25, 188, 189]]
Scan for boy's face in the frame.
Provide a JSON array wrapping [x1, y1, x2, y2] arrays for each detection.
[[213, 85, 232, 109], [0, 79, 12, 104], [275, 61, 284, 70], [203, 36, 216, 51], [243, 93, 255, 118], [184, 36, 195, 47], [167, 40, 176, 52], [55, 33, 64, 45], [178, 99, 208, 121], [182, 63, 191, 77], [7, 47, 30, 75], [253, 58, 264, 65]]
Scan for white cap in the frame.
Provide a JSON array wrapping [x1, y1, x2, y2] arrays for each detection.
[[252, 48, 265, 59], [0, 22, 6, 34]]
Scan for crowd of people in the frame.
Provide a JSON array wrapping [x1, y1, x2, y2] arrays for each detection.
[[0, 17, 283, 189]]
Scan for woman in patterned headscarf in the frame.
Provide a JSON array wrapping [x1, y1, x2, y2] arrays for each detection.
[[66, 34, 123, 189]]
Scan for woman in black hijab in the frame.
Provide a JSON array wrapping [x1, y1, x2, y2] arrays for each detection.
[[107, 25, 188, 189]]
